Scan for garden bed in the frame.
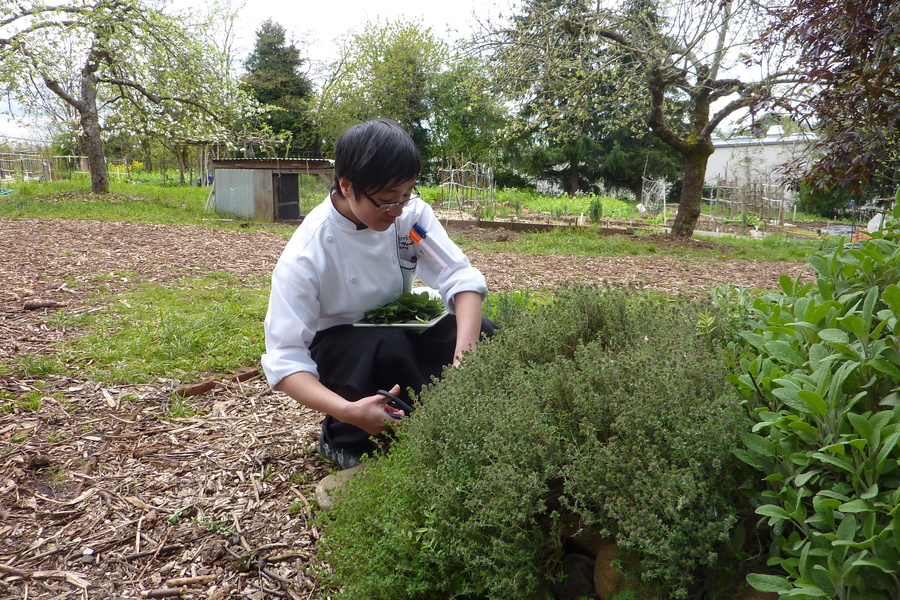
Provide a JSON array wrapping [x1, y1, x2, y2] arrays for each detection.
[[1, 216, 809, 599]]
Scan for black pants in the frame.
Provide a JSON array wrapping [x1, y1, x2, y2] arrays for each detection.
[[310, 315, 497, 463]]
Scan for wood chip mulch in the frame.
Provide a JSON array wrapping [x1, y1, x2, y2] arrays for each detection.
[[1, 375, 329, 600], [0, 215, 810, 599]]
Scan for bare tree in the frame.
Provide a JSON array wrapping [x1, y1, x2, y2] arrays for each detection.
[[480, 0, 800, 236]]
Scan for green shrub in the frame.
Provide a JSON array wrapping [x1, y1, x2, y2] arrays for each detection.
[[481, 289, 539, 328], [732, 200, 900, 599], [696, 285, 760, 348], [318, 286, 749, 599], [588, 197, 603, 223], [796, 181, 857, 220]]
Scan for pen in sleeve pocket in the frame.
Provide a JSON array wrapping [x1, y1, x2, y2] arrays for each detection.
[[410, 223, 453, 269]]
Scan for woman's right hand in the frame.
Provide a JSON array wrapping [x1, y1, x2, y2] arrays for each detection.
[[276, 373, 405, 435], [346, 384, 405, 435]]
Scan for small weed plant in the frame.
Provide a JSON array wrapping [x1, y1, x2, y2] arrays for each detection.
[[168, 395, 198, 419], [318, 285, 749, 599], [481, 289, 541, 328], [732, 198, 900, 599], [697, 284, 760, 348]]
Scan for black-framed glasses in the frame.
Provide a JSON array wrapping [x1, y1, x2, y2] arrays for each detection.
[[363, 187, 419, 213]]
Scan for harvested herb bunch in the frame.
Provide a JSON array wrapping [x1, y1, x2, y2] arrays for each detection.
[[362, 291, 445, 324]]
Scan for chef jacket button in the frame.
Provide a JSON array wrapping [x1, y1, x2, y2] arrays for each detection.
[[325, 234, 334, 242], [350, 276, 358, 284], [395, 294, 401, 300], [391, 256, 397, 263]]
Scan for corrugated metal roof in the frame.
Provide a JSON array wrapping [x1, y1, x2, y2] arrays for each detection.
[[211, 158, 334, 171]]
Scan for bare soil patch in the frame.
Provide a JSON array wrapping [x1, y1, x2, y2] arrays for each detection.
[[0, 216, 808, 599]]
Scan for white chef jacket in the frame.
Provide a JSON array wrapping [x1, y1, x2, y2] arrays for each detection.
[[261, 195, 488, 387]]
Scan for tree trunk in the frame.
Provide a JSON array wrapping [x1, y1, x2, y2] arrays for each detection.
[[568, 160, 579, 196], [670, 143, 713, 237], [177, 146, 187, 186], [79, 73, 109, 194], [142, 139, 153, 173]]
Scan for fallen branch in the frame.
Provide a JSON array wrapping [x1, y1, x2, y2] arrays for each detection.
[[0, 564, 26, 577], [139, 587, 186, 598], [164, 575, 216, 587], [23, 299, 63, 310], [32, 569, 91, 588], [262, 567, 306, 600], [174, 368, 260, 397], [124, 544, 184, 561], [0, 564, 90, 588]]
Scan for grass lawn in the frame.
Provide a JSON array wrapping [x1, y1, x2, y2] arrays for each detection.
[[0, 176, 841, 262], [0, 176, 833, 387]]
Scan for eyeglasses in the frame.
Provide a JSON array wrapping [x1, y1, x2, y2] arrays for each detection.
[[363, 187, 419, 213]]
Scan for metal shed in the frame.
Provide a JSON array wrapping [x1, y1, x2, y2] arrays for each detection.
[[208, 158, 334, 222]]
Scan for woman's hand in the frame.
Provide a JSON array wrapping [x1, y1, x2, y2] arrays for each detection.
[[277, 373, 404, 435], [345, 384, 405, 435]]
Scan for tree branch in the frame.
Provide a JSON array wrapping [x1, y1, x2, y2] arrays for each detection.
[[0, 18, 82, 48], [0, 5, 90, 29], [42, 76, 83, 111], [99, 77, 222, 120]]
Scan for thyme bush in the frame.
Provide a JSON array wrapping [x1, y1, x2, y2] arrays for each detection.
[[318, 286, 749, 599]]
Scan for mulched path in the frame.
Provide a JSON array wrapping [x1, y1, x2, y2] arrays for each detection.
[[0, 216, 810, 599]]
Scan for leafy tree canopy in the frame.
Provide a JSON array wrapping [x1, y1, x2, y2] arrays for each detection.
[[315, 19, 448, 167], [0, 0, 260, 191], [426, 56, 509, 166]]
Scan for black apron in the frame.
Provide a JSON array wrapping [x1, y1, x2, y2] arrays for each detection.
[[310, 315, 497, 459]]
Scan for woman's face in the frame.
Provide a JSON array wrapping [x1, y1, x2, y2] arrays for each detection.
[[336, 177, 417, 232]]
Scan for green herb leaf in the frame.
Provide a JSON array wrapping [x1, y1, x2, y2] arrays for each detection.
[[361, 291, 445, 324]]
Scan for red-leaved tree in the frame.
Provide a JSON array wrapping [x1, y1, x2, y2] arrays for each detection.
[[758, 0, 900, 192]]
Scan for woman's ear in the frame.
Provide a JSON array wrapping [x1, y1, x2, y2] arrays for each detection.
[[338, 178, 354, 199]]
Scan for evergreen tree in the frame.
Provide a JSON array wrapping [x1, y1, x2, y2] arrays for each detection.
[[242, 20, 316, 156]]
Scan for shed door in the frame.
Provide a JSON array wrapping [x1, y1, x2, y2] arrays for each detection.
[[274, 173, 300, 220]]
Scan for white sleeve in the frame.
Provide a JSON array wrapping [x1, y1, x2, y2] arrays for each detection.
[[410, 205, 488, 313], [261, 253, 321, 387]]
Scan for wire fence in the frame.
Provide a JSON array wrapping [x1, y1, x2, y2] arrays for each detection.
[[703, 182, 789, 224], [0, 153, 144, 182], [436, 159, 494, 218], [0, 152, 53, 181]]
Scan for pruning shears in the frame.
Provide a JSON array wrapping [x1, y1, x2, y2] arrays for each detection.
[[377, 388, 414, 420]]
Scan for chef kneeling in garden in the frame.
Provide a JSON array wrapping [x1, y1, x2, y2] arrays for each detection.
[[262, 118, 496, 470]]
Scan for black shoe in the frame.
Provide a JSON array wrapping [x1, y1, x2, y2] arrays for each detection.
[[317, 432, 363, 470]]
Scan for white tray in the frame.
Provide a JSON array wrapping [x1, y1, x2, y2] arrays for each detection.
[[353, 310, 449, 332], [354, 287, 447, 332]]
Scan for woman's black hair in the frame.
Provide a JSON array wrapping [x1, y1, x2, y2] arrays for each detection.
[[332, 118, 421, 197]]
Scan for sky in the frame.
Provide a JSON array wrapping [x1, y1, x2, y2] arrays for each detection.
[[219, 0, 510, 64], [0, 0, 512, 144]]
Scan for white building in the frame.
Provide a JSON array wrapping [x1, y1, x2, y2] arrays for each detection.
[[706, 126, 816, 192]]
